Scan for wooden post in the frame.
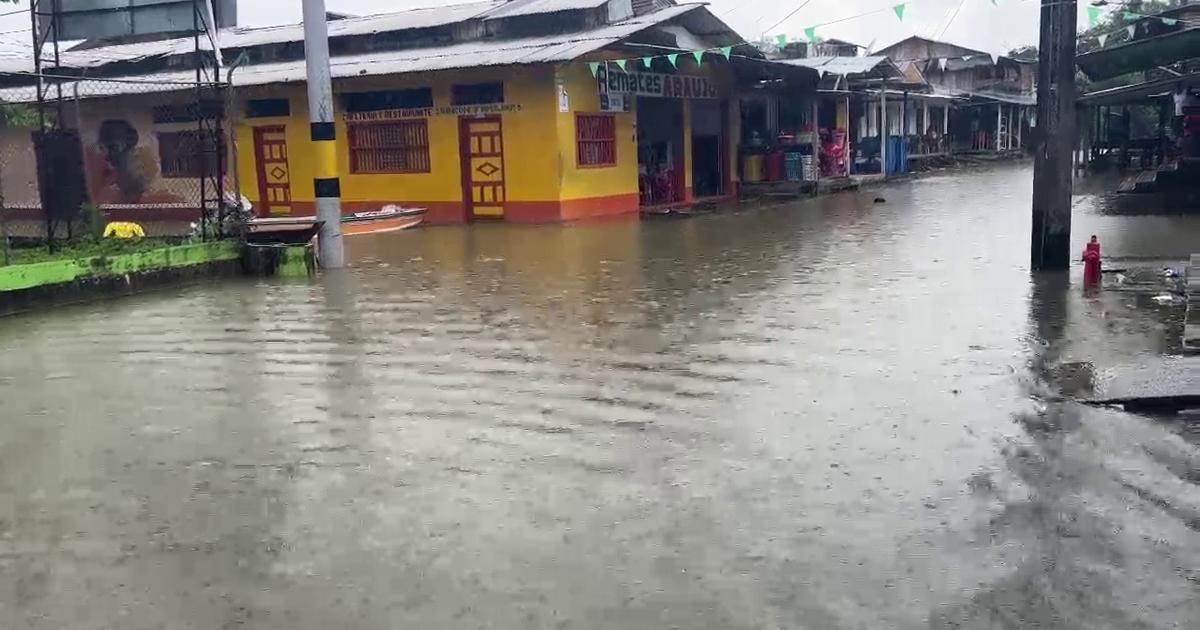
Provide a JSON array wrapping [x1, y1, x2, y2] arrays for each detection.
[[811, 98, 820, 191], [1016, 106, 1024, 149], [845, 95, 852, 177], [880, 81, 888, 177], [1031, 0, 1077, 271], [943, 104, 950, 152], [995, 103, 1003, 152], [1006, 104, 1014, 150]]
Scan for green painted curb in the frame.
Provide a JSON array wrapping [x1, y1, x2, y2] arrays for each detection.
[[0, 241, 240, 293]]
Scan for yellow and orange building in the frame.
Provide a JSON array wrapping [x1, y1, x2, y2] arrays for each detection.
[[0, 0, 817, 231]]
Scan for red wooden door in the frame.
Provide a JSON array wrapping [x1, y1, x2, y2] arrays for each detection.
[[253, 126, 293, 217], [458, 116, 506, 220]]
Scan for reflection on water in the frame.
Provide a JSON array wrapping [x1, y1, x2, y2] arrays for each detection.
[[0, 163, 1197, 629]]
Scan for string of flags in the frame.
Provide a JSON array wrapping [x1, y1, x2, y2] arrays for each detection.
[[584, 1, 1194, 73], [1085, 7, 1190, 50], [586, 46, 734, 77]]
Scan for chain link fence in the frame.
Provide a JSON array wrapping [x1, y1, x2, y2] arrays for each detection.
[[0, 73, 232, 257]]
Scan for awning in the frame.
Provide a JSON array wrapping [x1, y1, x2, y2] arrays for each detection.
[[964, 90, 1036, 106], [1079, 72, 1200, 106], [776, 56, 903, 81], [1075, 28, 1200, 81]]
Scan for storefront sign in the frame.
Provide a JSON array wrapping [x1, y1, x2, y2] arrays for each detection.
[[599, 93, 631, 113], [597, 67, 720, 101], [343, 103, 522, 122], [556, 77, 570, 113]]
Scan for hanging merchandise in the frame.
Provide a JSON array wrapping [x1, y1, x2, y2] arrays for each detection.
[[893, 3, 905, 21]]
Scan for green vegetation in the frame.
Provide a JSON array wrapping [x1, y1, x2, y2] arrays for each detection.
[[6, 237, 179, 266]]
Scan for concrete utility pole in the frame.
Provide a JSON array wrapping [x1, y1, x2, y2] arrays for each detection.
[[1030, 0, 1077, 270], [302, 0, 345, 268]]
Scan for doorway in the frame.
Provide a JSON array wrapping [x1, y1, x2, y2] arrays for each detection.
[[690, 99, 726, 199], [458, 116, 506, 220], [252, 126, 292, 217], [637, 97, 684, 206]]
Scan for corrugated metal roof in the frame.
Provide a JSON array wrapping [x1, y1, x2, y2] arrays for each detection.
[[777, 56, 900, 78], [49, 1, 506, 69], [0, 4, 705, 102], [483, 0, 609, 19], [964, 91, 1036, 106]]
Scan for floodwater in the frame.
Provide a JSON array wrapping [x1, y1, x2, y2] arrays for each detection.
[[2, 162, 1198, 629]]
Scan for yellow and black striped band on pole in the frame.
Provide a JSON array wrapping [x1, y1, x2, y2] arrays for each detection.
[[311, 122, 341, 197]]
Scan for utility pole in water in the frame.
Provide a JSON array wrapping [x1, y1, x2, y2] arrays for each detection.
[[1030, 0, 1077, 270], [301, 0, 345, 268]]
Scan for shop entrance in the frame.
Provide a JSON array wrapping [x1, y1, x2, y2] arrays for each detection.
[[252, 126, 292, 217], [637, 97, 684, 206], [690, 99, 727, 199], [458, 116, 506, 220]]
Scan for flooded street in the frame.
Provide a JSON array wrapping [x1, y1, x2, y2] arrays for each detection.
[[2, 162, 1198, 628]]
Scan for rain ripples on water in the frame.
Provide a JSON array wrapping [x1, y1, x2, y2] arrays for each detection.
[[1, 163, 1198, 628]]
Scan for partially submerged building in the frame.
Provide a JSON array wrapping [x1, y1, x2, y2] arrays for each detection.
[[0, 0, 818, 233], [875, 36, 1036, 155]]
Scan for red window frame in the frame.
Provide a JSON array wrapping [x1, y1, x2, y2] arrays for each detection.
[[575, 113, 616, 168], [347, 119, 431, 174]]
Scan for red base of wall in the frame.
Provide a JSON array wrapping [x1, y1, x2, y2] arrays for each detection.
[[284, 193, 640, 224]]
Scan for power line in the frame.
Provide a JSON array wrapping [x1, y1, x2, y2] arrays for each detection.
[[762, 0, 815, 36], [936, 0, 964, 40]]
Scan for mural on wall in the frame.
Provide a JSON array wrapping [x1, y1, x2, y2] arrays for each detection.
[[84, 119, 184, 205]]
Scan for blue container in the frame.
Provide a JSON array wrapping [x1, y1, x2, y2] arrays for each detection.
[[784, 153, 803, 182]]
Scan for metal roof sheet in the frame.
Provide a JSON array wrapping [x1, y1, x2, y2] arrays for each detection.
[[1075, 27, 1200, 81], [0, 4, 705, 102], [778, 56, 900, 78], [51, 1, 506, 69], [483, 0, 609, 19]]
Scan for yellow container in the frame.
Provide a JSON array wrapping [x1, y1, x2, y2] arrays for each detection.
[[743, 155, 765, 183]]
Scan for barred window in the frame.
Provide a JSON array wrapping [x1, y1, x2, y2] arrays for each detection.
[[348, 120, 431, 174], [576, 113, 616, 167], [157, 130, 223, 178]]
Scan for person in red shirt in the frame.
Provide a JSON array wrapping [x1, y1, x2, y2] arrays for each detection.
[[1082, 235, 1102, 285]]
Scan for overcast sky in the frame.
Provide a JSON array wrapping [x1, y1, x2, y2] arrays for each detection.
[[0, 0, 1103, 62]]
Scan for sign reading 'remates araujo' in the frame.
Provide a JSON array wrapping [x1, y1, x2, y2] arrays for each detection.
[[599, 68, 720, 100]]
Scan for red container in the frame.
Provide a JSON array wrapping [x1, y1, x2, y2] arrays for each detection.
[[766, 150, 785, 181]]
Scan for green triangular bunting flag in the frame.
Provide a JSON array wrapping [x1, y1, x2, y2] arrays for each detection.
[[776, 34, 788, 48], [692, 50, 705, 64], [804, 26, 818, 43], [1124, 11, 1139, 21], [1087, 6, 1102, 27], [720, 46, 732, 59], [642, 56, 654, 68], [587, 61, 601, 77], [667, 53, 679, 67], [892, 4, 905, 21], [1162, 17, 1178, 26], [615, 59, 627, 71]]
